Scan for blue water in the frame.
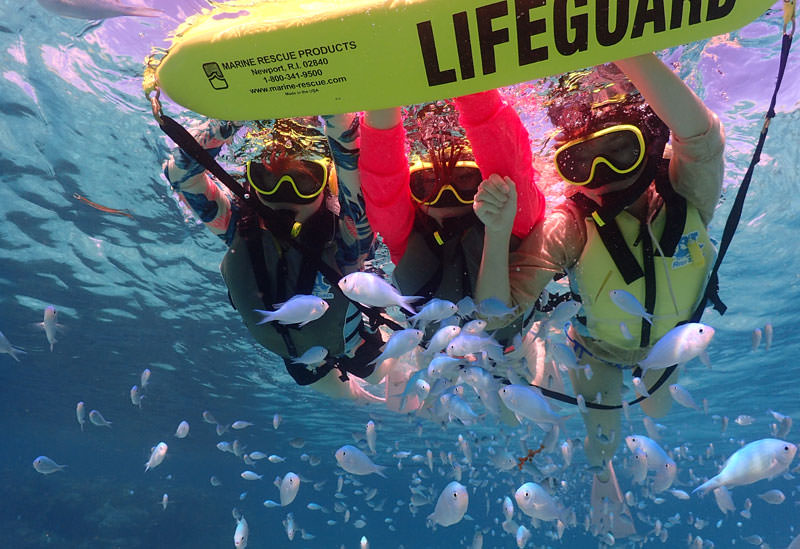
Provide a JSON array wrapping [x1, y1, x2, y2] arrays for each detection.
[[1, 1, 799, 548]]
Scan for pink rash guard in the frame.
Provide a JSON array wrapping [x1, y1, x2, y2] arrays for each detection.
[[359, 89, 544, 264]]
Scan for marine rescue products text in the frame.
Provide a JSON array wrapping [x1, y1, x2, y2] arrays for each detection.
[[416, 0, 738, 86]]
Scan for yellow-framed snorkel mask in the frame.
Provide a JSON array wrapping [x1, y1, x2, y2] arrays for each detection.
[[408, 159, 482, 206], [245, 157, 331, 204], [553, 124, 646, 188]]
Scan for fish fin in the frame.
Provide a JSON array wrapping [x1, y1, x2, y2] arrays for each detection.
[[691, 476, 719, 496], [699, 351, 711, 368], [253, 309, 273, 325], [374, 465, 388, 478], [644, 314, 654, 325]]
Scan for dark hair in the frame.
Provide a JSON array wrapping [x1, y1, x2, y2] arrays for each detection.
[[406, 100, 476, 194], [546, 66, 670, 154]]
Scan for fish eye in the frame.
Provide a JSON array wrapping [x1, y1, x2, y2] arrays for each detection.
[[698, 328, 704, 333], [785, 446, 790, 451]]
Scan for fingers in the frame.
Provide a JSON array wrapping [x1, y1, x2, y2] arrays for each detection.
[[476, 174, 516, 205]]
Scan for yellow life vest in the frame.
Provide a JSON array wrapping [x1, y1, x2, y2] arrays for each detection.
[[571, 201, 715, 350]]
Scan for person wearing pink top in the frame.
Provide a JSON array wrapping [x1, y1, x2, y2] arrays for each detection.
[[358, 90, 545, 335]]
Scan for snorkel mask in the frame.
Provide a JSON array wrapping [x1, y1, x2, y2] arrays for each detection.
[[554, 124, 646, 189], [246, 157, 331, 204], [409, 158, 482, 207]]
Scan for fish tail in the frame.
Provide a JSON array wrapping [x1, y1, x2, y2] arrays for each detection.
[[254, 309, 274, 325], [375, 465, 388, 478], [125, 7, 164, 17], [9, 348, 23, 362], [691, 477, 719, 496]]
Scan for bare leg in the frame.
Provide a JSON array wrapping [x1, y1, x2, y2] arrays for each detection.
[[567, 357, 623, 477], [639, 366, 679, 418]]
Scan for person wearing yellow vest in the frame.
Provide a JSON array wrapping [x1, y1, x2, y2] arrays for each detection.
[[472, 53, 724, 537]]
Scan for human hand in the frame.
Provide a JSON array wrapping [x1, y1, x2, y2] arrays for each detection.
[[473, 174, 517, 236]]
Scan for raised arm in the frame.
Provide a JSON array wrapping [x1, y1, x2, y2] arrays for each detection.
[[323, 112, 375, 274], [358, 108, 415, 264], [455, 90, 545, 238], [614, 53, 711, 140], [162, 119, 241, 245], [615, 53, 724, 223]]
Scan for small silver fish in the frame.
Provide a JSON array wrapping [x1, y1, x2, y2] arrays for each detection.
[[33, 455, 67, 474], [255, 295, 330, 327], [609, 289, 653, 324], [0, 330, 24, 362], [88, 409, 112, 428]]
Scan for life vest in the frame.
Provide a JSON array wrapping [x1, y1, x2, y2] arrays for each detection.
[[393, 210, 530, 341], [220, 199, 382, 384], [568, 162, 715, 350]]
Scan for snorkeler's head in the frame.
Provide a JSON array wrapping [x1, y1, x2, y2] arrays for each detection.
[[242, 118, 337, 206], [548, 71, 670, 192], [406, 100, 482, 209]]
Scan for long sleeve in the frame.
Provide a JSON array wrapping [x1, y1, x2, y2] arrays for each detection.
[[455, 90, 545, 238], [163, 119, 241, 245], [358, 118, 415, 264], [323, 113, 375, 273]]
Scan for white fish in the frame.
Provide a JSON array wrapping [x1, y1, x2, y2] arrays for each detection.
[[427, 355, 461, 381], [232, 421, 253, 430], [757, 488, 785, 505], [638, 323, 715, 371], [751, 328, 762, 350], [174, 420, 190, 438], [669, 489, 690, 500], [498, 385, 570, 429], [160, 493, 169, 510], [210, 476, 222, 487], [144, 442, 168, 471], [515, 482, 565, 522], [546, 299, 582, 325], [33, 455, 67, 474], [408, 298, 458, 328], [460, 366, 502, 416], [292, 346, 328, 367], [233, 514, 248, 548], [268, 454, 286, 463], [502, 496, 514, 521], [369, 329, 423, 365], [625, 435, 672, 470], [40, 305, 58, 351], [630, 447, 648, 484], [130, 385, 143, 408], [283, 512, 296, 541], [76, 401, 86, 431], [0, 330, 23, 361], [632, 376, 650, 397], [273, 413, 282, 430], [735, 414, 756, 426], [619, 321, 634, 340], [427, 481, 468, 527], [446, 333, 503, 361], [337, 272, 419, 314], [477, 297, 517, 321], [88, 409, 112, 428], [140, 368, 151, 389], [609, 289, 653, 324], [764, 322, 773, 351], [365, 421, 377, 455], [425, 325, 461, 356], [652, 461, 678, 493], [263, 499, 280, 508], [255, 295, 329, 327], [440, 393, 480, 425], [280, 472, 300, 506], [668, 383, 701, 410], [36, 0, 163, 19], [549, 341, 581, 370], [516, 524, 531, 548], [455, 296, 477, 318], [560, 440, 573, 467], [202, 410, 217, 424], [335, 445, 387, 478], [241, 471, 262, 481], [712, 486, 736, 514], [693, 438, 797, 495]]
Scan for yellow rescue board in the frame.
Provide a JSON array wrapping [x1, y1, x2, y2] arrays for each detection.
[[151, 0, 774, 119]]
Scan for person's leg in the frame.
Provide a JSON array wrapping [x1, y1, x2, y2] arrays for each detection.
[[639, 366, 679, 418], [567, 357, 623, 478]]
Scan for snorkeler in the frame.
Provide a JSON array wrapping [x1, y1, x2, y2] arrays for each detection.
[[473, 53, 724, 536], [359, 89, 545, 316], [162, 114, 388, 402]]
